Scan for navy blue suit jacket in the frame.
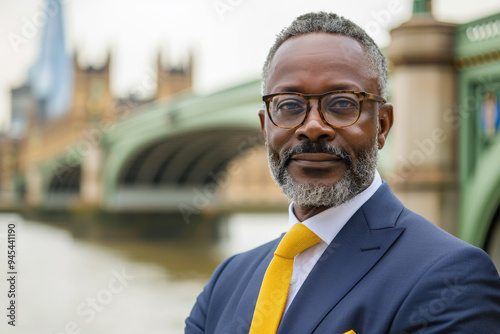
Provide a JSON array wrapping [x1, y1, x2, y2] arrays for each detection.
[[186, 183, 500, 333]]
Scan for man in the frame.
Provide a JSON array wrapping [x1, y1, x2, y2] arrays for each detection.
[[185, 12, 500, 333]]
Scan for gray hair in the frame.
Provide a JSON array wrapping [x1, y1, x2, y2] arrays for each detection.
[[262, 12, 388, 97]]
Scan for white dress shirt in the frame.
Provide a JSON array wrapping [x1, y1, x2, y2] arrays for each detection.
[[283, 171, 382, 313]]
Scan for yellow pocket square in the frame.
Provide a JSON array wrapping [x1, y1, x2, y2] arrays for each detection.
[[343, 331, 356, 334]]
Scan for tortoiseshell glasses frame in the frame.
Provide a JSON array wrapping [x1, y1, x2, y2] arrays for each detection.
[[262, 90, 386, 130]]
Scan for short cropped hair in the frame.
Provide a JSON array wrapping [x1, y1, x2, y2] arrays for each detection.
[[262, 12, 388, 97]]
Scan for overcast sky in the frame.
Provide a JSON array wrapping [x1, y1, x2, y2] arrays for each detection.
[[1, 0, 500, 129]]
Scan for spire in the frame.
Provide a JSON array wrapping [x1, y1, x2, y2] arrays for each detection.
[[28, 0, 73, 121], [412, 0, 433, 16]]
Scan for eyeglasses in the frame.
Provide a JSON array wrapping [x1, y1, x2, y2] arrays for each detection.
[[262, 90, 386, 129]]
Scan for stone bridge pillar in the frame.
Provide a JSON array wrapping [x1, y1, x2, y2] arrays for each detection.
[[26, 166, 42, 206], [0, 141, 16, 205], [387, 3, 459, 234], [79, 138, 104, 207]]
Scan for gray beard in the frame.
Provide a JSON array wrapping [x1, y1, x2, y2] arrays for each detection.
[[267, 139, 379, 208]]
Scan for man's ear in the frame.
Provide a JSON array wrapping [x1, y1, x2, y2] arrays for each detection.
[[258, 109, 267, 140], [377, 103, 394, 150]]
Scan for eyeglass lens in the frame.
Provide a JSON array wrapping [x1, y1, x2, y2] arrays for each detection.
[[269, 92, 361, 128]]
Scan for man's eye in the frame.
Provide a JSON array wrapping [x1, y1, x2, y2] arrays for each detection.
[[277, 101, 304, 111], [330, 99, 356, 108]]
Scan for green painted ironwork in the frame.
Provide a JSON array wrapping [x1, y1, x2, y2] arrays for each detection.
[[412, 0, 432, 15], [456, 13, 500, 247], [455, 13, 500, 70], [101, 79, 263, 208]]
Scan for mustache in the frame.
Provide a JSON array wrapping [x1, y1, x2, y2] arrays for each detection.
[[281, 141, 352, 167]]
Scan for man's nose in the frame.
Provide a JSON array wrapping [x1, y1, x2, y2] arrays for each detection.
[[294, 100, 336, 142]]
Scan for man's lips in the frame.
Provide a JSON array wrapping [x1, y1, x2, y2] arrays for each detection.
[[290, 153, 343, 167]]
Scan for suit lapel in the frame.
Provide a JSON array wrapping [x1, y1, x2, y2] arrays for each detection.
[[278, 183, 405, 333], [225, 237, 281, 333]]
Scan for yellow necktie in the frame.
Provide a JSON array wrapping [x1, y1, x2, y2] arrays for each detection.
[[249, 223, 322, 333]]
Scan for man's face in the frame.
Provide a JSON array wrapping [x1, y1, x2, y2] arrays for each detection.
[[259, 33, 393, 217]]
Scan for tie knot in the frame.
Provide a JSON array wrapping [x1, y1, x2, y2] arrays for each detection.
[[275, 224, 322, 259]]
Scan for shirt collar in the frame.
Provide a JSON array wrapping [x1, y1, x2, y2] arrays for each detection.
[[288, 170, 382, 244]]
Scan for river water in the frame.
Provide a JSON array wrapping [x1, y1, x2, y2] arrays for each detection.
[[0, 213, 288, 334]]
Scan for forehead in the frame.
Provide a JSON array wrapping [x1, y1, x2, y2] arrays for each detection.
[[267, 33, 377, 94]]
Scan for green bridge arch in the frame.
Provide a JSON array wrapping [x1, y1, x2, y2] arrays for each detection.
[[101, 79, 264, 210]]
